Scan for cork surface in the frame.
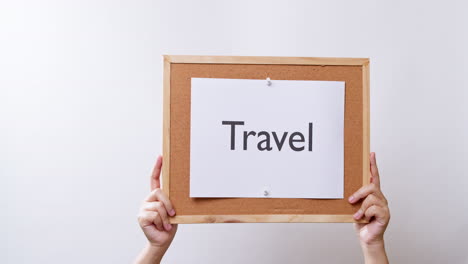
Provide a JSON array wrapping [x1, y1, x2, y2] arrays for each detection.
[[169, 63, 364, 215]]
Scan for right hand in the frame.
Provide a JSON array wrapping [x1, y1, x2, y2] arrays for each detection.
[[137, 155, 178, 249]]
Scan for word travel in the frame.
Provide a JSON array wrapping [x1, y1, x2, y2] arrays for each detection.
[[221, 121, 313, 152]]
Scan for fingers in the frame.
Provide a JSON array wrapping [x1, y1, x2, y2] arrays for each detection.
[[350, 152, 389, 227], [353, 194, 387, 220], [143, 188, 176, 232], [348, 183, 384, 204], [150, 155, 163, 191], [138, 211, 163, 231], [152, 212, 164, 230], [145, 188, 175, 216], [370, 152, 380, 187], [362, 205, 390, 225], [144, 201, 173, 231]]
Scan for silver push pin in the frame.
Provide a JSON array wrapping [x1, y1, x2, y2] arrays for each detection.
[[266, 77, 272, 86]]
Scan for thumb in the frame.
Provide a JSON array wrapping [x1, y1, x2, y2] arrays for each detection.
[[150, 155, 163, 190]]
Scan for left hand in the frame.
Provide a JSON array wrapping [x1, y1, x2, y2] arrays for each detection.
[[348, 152, 390, 245], [134, 156, 177, 264], [137, 155, 178, 249]]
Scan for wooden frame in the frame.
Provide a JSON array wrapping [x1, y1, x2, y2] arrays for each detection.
[[162, 55, 370, 223]]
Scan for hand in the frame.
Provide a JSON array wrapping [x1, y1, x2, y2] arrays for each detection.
[[349, 152, 390, 263], [135, 155, 177, 264]]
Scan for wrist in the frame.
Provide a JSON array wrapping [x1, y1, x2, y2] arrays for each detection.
[[360, 238, 385, 248], [360, 240, 388, 264], [140, 243, 168, 264]]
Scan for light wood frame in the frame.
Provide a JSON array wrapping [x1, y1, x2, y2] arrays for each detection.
[[162, 55, 370, 223]]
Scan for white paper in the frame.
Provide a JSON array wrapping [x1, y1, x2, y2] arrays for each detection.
[[190, 78, 345, 198]]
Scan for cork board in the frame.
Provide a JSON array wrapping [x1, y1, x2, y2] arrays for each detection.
[[162, 55, 370, 223]]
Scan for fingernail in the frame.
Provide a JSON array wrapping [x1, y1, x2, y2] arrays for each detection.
[[348, 196, 355, 203], [353, 210, 362, 219], [165, 224, 172, 231], [169, 209, 175, 216]]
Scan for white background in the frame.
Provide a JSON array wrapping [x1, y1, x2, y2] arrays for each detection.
[[1, 0, 467, 263], [190, 79, 344, 198]]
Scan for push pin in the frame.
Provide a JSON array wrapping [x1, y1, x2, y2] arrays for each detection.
[[266, 77, 272, 86], [264, 190, 269, 196]]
